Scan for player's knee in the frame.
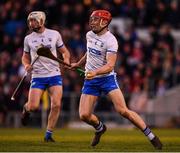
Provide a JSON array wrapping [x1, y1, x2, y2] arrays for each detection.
[[79, 113, 91, 121], [118, 108, 130, 118], [51, 103, 60, 112]]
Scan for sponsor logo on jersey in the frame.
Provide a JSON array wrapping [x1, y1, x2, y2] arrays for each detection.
[[32, 40, 37, 43], [88, 47, 101, 55]]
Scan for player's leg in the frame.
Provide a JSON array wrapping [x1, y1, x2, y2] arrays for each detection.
[[21, 88, 43, 126], [21, 77, 46, 126], [44, 85, 62, 142], [81, 77, 115, 146], [79, 94, 99, 126], [79, 94, 106, 146], [108, 89, 162, 150], [108, 89, 146, 129], [44, 75, 63, 142]]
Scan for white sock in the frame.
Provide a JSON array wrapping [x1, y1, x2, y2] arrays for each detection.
[[143, 127, 155, 140]]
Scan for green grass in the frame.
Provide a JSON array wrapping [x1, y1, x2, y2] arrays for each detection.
[[0, 128, 180, 152]]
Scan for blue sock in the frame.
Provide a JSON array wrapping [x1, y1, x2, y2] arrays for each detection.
[[45, 130, 53, 139]]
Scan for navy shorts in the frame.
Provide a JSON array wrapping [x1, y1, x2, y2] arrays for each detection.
[[82, 74, 119, 96], [30, 75, 62, 90]]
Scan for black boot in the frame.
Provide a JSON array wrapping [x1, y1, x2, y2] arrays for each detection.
[[150, 136, 163, 150], [21, 106, 30, 126], [91, 124, 107, 146]]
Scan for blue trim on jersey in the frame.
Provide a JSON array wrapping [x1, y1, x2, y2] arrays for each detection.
[[57, 44, 64, 48], [82, 74, 119, 96], [30, 75, 62, 90]]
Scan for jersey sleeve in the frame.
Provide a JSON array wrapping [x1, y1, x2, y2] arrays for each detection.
[[106, 36, 118, 54], [56, 32, 64, 48], [23, 36, 30, 53]]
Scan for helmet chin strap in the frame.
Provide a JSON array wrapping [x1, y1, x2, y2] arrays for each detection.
[[29, 19, 43, 32], [32, 26, 41, 32], [93, 19, 108, 34]]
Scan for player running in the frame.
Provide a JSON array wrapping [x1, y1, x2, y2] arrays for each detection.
[[21, 11, 70, 142], [71, 10, 163, 150]]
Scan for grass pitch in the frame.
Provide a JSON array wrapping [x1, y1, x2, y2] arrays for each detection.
[[0, 128, 179, 152]]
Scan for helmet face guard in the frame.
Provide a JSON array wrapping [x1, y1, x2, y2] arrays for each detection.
[[27, 11, 46, 32], [89, 10, 112, 33]]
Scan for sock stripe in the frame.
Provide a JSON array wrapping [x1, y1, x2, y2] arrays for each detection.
[[143, 127, 155, 140], [146, 131, 151, 136], [47, 130, 52, 134], [143, 127, 147, 132], [143, 127, 151, 136], [45, 130, 53, 139], [96, 121, 103, 130]]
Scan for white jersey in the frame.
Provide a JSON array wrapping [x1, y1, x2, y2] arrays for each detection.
[[85, 30, 118, 77], [24, 28, 63, 78]]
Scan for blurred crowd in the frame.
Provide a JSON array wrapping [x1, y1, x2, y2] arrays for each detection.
[[0, 0, 180, 119]]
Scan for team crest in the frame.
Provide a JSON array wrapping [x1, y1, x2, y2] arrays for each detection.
[[48, 38, 52, 42], [101, 43, 104, 47]]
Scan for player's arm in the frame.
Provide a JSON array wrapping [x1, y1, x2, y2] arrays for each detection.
[[86, 52, 117, 79], [71, 53, 87, 68], [22, 52, 32, 72], [57, 45, 70, 65], [77, 53, 87, 66]]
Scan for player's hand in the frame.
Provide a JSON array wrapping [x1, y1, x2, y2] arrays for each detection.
[[25, 64, 33, 73], [70, 63, 79, 69], [85, 71, 97, 79]]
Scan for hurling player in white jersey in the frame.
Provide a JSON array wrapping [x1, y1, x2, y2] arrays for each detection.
[[21, 11, 70, 142], [71, 10, 162, 149]]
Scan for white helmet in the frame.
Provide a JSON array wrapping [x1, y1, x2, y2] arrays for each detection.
[[27, 11, 46, 31]]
